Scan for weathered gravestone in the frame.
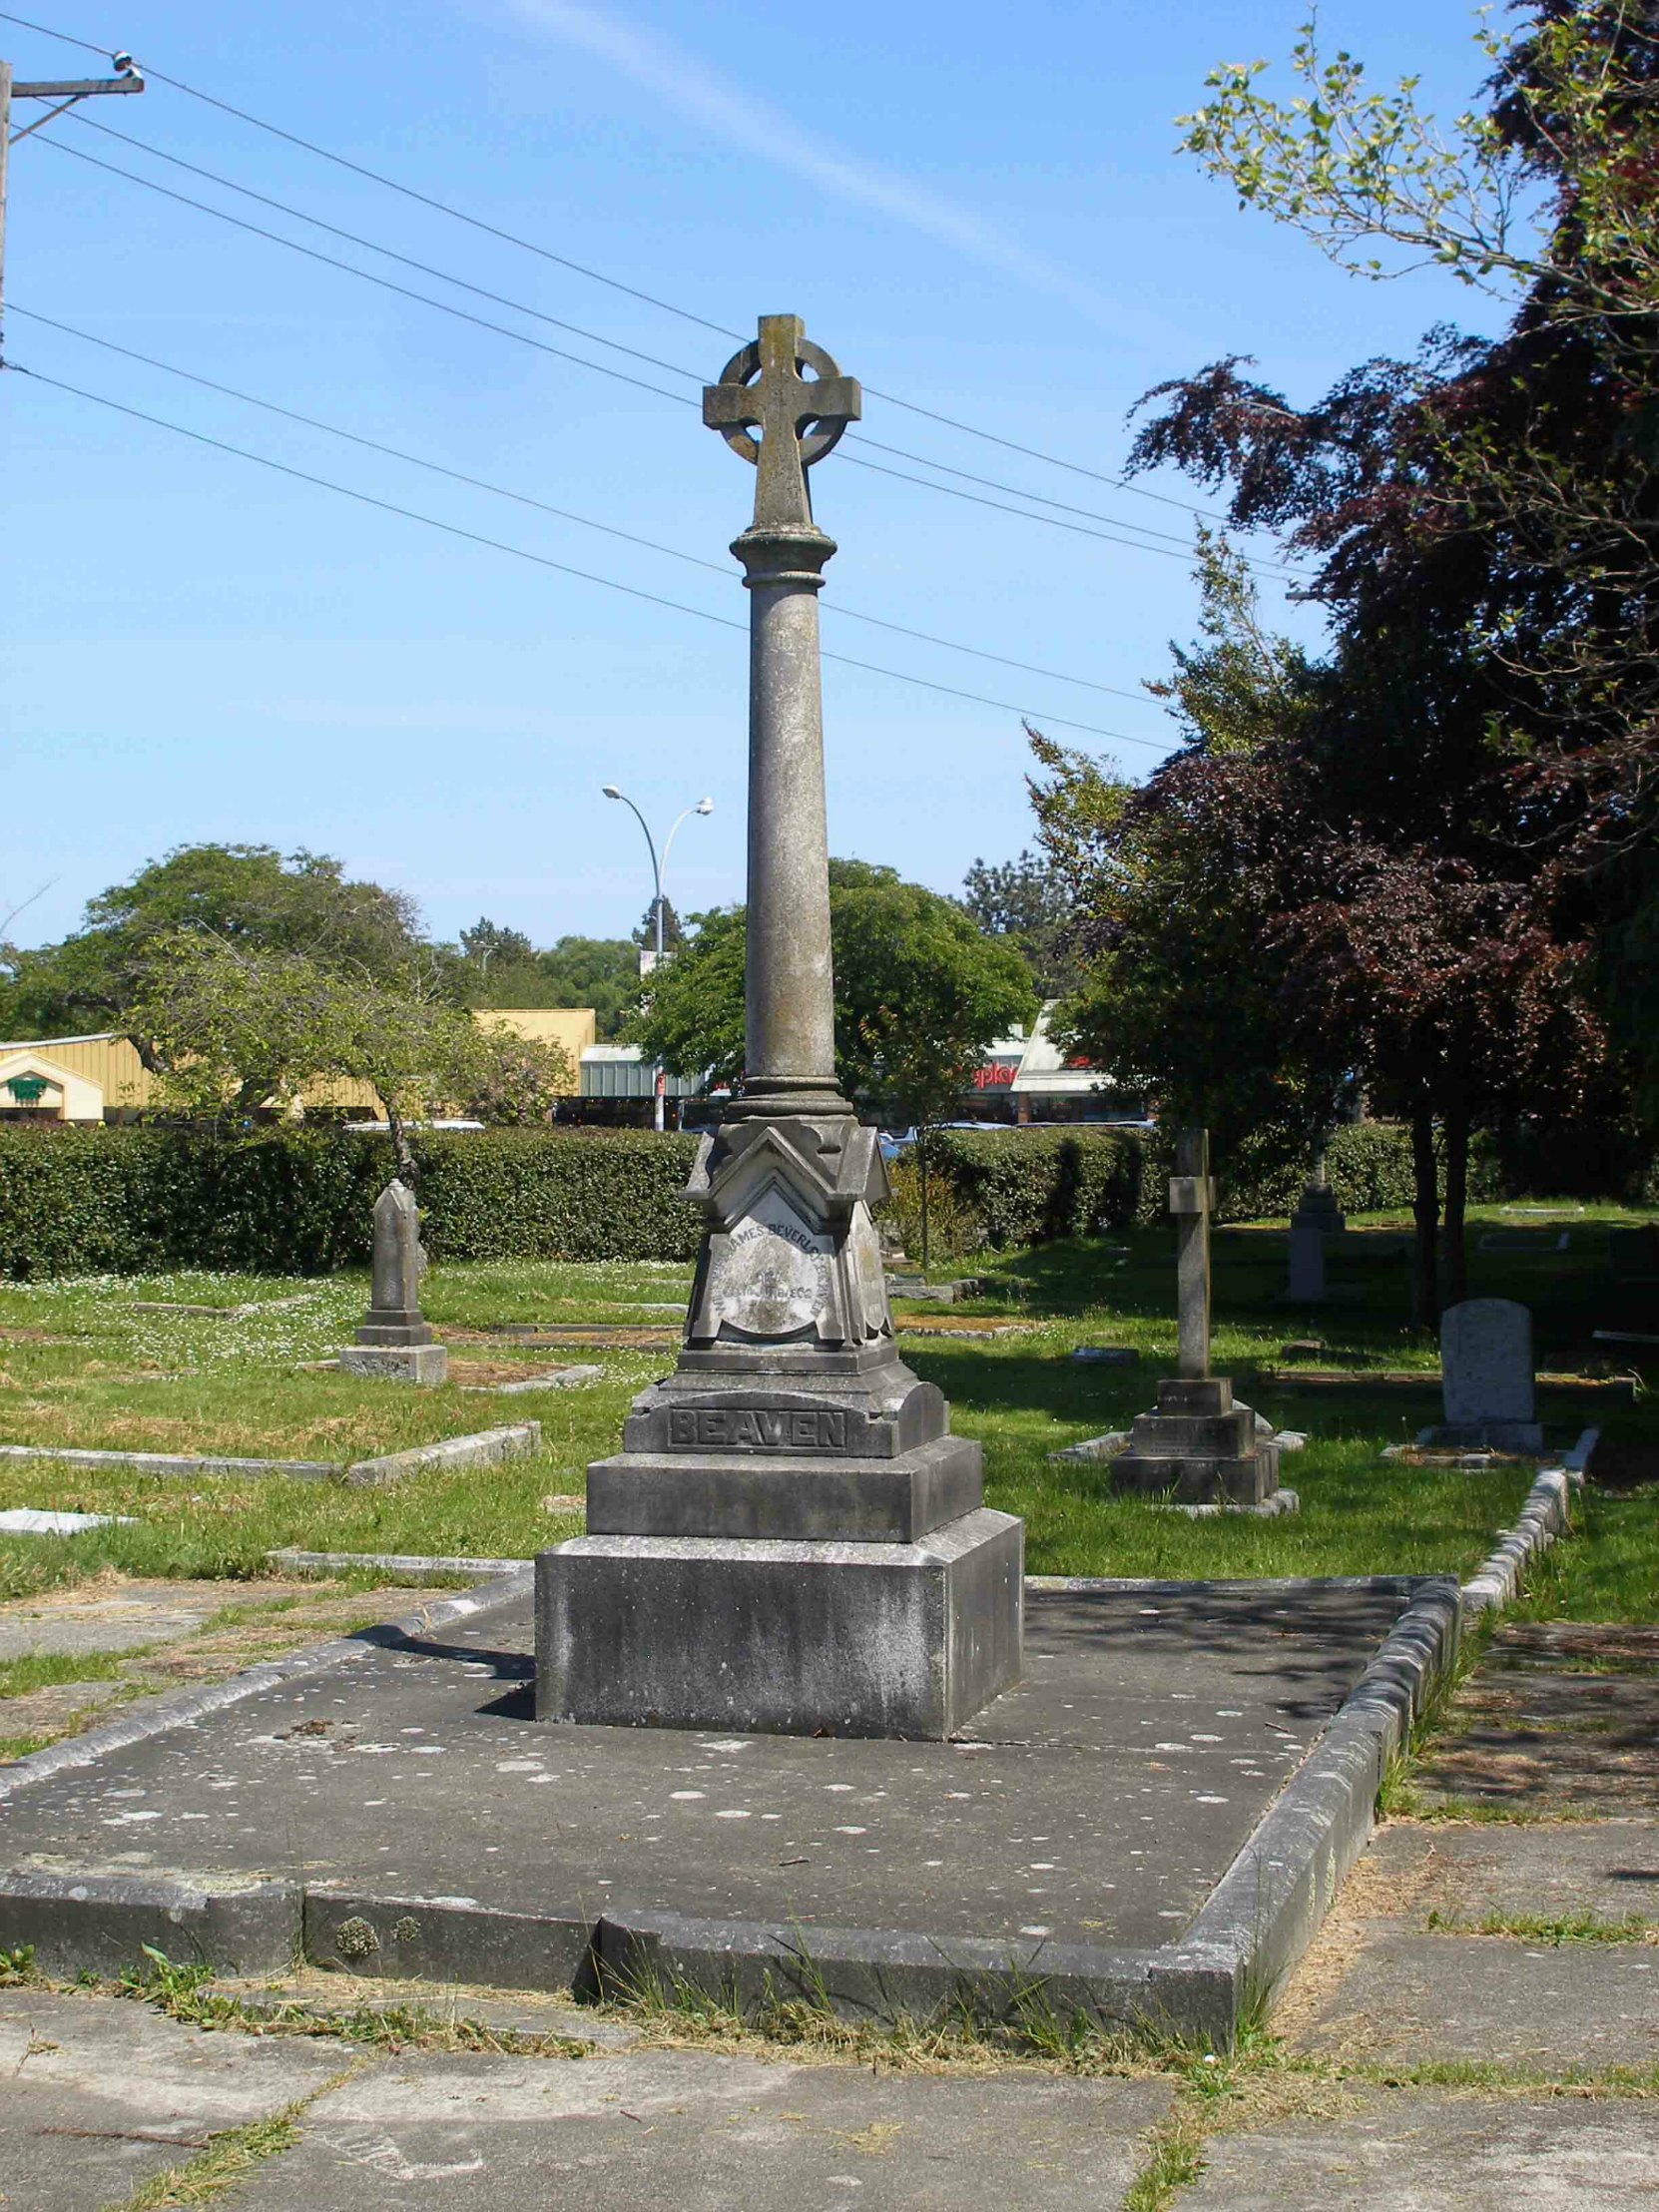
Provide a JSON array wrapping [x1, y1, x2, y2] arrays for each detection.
[[1287, 1214, 1327, 1302], [535, 315, 1022, 1739], [1297, 1141, 1347, 1235], [1282, 1141, 1351, 1303], [1427, 1298, 1542, 1451], [338, 1180, 447, 1385], [1110, 1129, 1292, 1510]]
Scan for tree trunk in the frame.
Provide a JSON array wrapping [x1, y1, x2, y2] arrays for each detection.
[[1410, 1106, 1440, 1334], [380, 1093, 418, 1191], [1442, 1100, 1470, 1310], [917, 1127, 932, 1277]]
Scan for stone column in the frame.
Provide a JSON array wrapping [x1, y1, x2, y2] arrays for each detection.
[[732, 522, 842, 1117], [1171, 1126, 1213, 1382]]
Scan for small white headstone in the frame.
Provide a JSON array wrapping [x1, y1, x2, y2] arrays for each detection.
[[1440, 1299, 1538, 1443]]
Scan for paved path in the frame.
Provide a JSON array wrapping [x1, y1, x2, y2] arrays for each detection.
[[5, 1609, 1655, 2206], [1, 1982, 1172, 2210], [1278, 1620, 1659, 2076]]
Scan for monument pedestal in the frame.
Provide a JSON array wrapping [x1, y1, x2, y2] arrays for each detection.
[[339, 1343, 447, 1384], [537, 1115, 1023, 1739], [1110, 1378, 1285, 1507], [538, 1509, 1022, 1740]]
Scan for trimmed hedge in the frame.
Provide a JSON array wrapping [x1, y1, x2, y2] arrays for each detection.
[[0, 1127, 702, 1279], [925, 1128, 1149, 1247], [0, 1113, 1608, 1279], [918, 1118, 1510, 1251]]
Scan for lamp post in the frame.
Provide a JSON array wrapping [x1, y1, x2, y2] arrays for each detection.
[[601, 787, 713, 1130]]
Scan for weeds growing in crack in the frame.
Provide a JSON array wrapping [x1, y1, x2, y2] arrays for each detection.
[[109, 2091, 324, 2211], [114, 1946, 592, 2055], [1425, 1909, 1659, 1945]]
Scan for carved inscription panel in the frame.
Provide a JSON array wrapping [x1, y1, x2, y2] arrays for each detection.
[[668, 1407, 848, 1453], [709, 1184, 832, 1339]]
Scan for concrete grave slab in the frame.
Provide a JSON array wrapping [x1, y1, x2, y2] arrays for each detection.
[[0, 1984, 347, 2212], [223, 2048, 1172, 2211], [0, 1574, 1450, 2037], [0, 1507, 136, 1535], [1181, 2089, 1659, 2210], [0, 1580, 257, 1661]]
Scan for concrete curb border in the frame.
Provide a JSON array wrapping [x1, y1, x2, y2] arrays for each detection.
[[268, 1548, 534, 1582], [1458, 1464, 1575, 1622], [0, 1422, 544, 1489], [344, 1422, 542, 1487], [0, 1470, 1578, 2038], [0, 1443, 344, 1481]]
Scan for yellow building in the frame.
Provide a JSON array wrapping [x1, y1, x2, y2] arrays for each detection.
[[475, 1008, 597, 1064], [0, 1011, 599, 1123], [0, 1034, 155, 1119]]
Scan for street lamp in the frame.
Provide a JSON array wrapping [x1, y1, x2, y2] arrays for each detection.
[[602, 787, 715, 1129]]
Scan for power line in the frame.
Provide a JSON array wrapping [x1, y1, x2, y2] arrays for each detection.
[[43, 114, 1307, 583], [32, 133, 701, 410], [0, 5, 1249, 535], [11, 303, 1170, 709], [67, 110, 706, 389], [5, 357, 1175, 753]]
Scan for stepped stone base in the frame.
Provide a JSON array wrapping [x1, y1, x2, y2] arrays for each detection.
[[1110, 1378, 1283, 1506], [338, 1344, 448, 1385], [536, 1507, 1024, 1740], [1417, 1421, 1545, 1454]]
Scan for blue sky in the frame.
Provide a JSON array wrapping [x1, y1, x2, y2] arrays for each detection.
[[3, 0, 1500, 954]]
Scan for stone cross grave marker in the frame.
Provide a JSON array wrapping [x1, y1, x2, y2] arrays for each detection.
[[1433, 1299, 1542, 1451], [338, 1179, 447, 1386], [535, 315, 1024, 1740], [1109, 1126, 1291, 1511], [1170, 1127, 1214, 1381]]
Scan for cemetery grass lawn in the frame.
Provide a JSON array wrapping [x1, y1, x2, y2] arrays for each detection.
[[0, 1204, 1651, 1609]]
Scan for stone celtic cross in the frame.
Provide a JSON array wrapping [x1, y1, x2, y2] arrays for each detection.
[[703, 313, 860, 530]]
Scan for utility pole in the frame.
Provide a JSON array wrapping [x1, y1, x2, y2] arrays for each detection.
[[1, 50, 144, 350]]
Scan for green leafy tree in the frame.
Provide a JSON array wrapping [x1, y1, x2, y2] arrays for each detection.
[[467, 935, 641, 1039], [459, 918, 535, 970], [959, 851, 1072, 995], [134, 937, 571, 1185], [630, 858, 1037, 1126], [6, 844, 427, 1064], [1033, 539, 1336, 1149], [633, 897, 686, 955]]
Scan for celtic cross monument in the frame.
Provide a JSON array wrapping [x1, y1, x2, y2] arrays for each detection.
[[536, 314, 1024, 1739]]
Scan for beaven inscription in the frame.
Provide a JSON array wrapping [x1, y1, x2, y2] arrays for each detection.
[[668, 1406, 848, 1452]]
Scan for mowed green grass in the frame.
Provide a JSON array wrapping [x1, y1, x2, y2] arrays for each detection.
[[0, 1205, 1651, 1610]]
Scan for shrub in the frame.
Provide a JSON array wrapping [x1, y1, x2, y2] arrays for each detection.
[[924, 1127, 1152, 1247], [884, 1153, 987, 1263], [0, 1112, 1617, 1281], [892, 1119, 1512, 1249]]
